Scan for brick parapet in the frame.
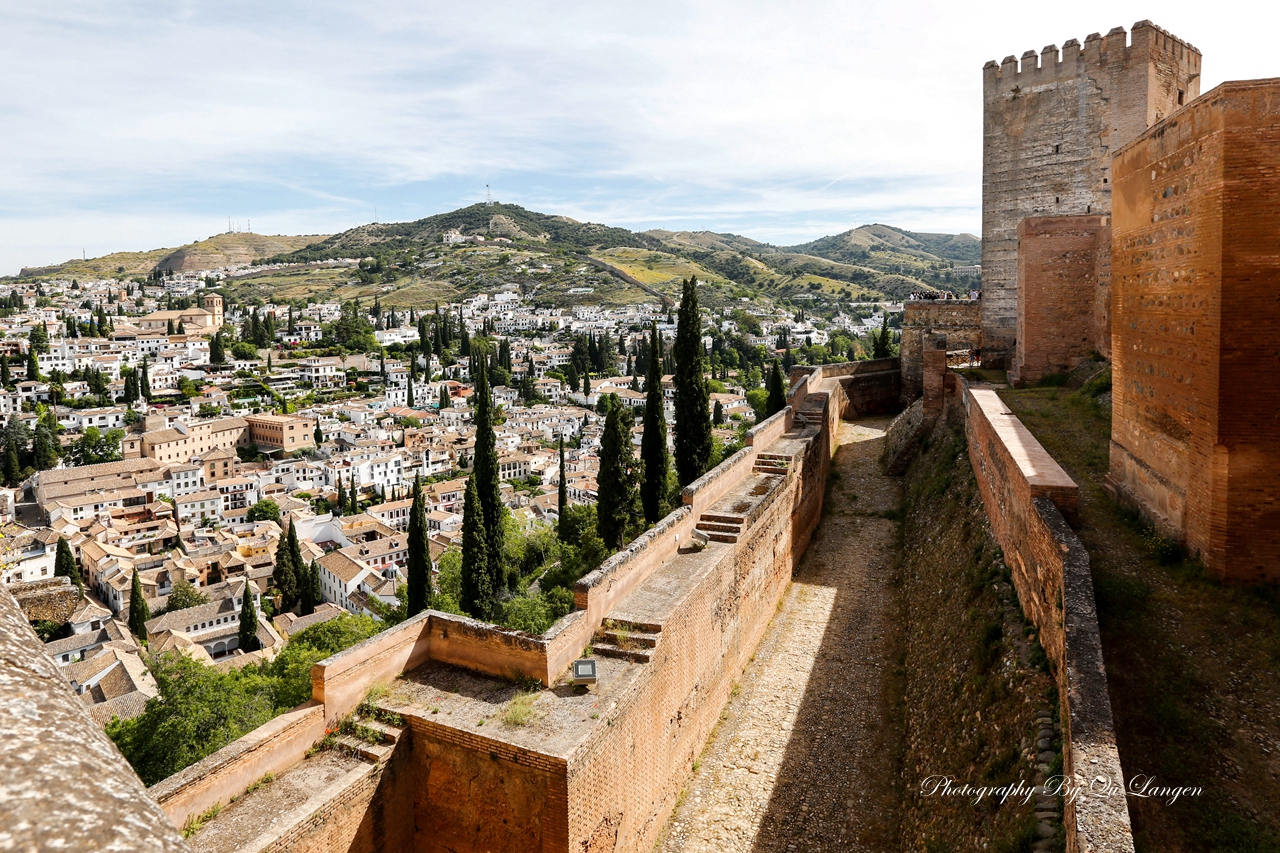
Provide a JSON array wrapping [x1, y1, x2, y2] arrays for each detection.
[[960, 379, 1133, 853], [900, 301, 981, 400]]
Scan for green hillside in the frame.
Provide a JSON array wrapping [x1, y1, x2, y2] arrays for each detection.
[[18, 232, 326, 281]]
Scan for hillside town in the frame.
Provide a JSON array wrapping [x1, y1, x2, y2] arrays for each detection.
[[0, 260, 895, 728]]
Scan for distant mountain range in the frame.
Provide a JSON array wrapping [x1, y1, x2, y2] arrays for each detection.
[[13, 203, 979, 301]]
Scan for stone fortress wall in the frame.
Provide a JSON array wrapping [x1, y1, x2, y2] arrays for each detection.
[[981, 21, 1201, 366], [140, 361, 900, 853], [1107, 78, 1280, 581]]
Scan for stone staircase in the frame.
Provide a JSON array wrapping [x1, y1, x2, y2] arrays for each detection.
[[753, 452, 791, 476], [592, 619, 663, 664], [695, 511, 745, 544], [331, 713, 406, 764]]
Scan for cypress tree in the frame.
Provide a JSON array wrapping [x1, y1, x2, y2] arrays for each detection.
[[557, 436, 568, 539], [4, 437, 18, 487], [128, 567, 149, 639], [766, 360, 787, 417], [167, 318, 175, 335], [54, 537, 82, 593], [713, 399, 724, 425], [33, 426, 58, 471], [406, 477, 430, 617], [301, 560, 322, 616], [140, 358, 151, 401], [0, 354, 9, 388], [273, 521, 298, 611], [287, 519, 304, 585], [672, 277, 712, 486], [597, 395, 638, 550], [314, 418, 323, 445], [335, 477, 346, 517], [459, 473, 493, 619], [237, 584, 259, 652], [640, 324, 668, 524], [407, 374, 414, 408], [439, 383, 449, 410], [348, 475, 358, 515], [210, 332, 225, 364], [25, 349, 39, 383], [471, 353, 504, 596]]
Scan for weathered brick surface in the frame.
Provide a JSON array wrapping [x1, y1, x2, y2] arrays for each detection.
[[1109, 79, 1280, 581], [900, 301, 981, 399], [981, 21, 1200, 364], [961, 382, 1134, 853], [9, 576, 81, 623], [1011, 215, 1111, 385]]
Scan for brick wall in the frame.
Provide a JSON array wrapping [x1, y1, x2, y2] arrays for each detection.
[[1109, 79, 1280, 581], [981, 21, 1201, 364], [900, 302, 981, 399], [961, 382, 1133, 853], [1011, 215, 1111, 385]]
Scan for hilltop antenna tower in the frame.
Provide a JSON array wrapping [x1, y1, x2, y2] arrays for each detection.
[[486, 184, 493, 206]]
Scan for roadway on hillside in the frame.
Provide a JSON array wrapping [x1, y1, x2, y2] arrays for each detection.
[[659, 417, 902, 853]]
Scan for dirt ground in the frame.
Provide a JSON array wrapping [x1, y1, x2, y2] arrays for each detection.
[[658, 418, 903, 853]]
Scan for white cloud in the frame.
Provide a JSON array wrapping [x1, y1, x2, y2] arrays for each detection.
[[0, 0, 1267, 273]]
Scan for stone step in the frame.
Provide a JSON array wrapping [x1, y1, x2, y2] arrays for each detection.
[[333, 735, 394, 763], [756, 454, 791, 464], [599, 628, 659, 649], [752, 464, 789, 475], [699, 512, 746, 525], [705, 532, 739, 544], [354, 717, 404, 744], [592, 641, 652, 664], [696, 520, 742, 534]]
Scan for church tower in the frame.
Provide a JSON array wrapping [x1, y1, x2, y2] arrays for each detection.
[[202, 293, 224, 329]]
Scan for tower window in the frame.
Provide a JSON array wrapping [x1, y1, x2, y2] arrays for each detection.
[[1054, 144, 1060, 154], [1177, 89, 1185, 105]]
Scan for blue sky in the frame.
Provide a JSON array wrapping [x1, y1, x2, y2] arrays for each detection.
[[0, 1, 1269, 275]]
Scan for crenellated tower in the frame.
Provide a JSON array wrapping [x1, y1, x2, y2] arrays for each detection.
[[979, 20, 1201, 365]]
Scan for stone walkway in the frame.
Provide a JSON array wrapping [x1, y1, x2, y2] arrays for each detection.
[[659, 418, 902, 853]]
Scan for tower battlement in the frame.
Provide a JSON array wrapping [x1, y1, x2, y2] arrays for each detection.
[[983, 21, 1201, 89], [978, 20, 1202, 365]]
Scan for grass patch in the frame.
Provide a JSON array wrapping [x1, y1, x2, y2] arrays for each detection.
[[181, 803, 222, 839], [1001, 383, 1280, 851]]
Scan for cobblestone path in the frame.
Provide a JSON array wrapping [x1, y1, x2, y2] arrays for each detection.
[[660, 418, 903, 853]]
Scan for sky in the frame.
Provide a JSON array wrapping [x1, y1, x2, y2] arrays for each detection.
[[1, 1, 1273, 275]]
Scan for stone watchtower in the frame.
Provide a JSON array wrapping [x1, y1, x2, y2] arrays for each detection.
[[979, 21, 1201, 365], [202, 292, 224, 329]]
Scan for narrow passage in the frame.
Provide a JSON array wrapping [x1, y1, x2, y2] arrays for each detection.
[[660, 418, 903, 853]]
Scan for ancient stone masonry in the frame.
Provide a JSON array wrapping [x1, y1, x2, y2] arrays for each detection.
[[1108, 79, 1280, 582], [900, 301, 980, 400], [1010, 215, 1112, 385], [960, 381, 1133, 853], [982, 20, 1201, 365]]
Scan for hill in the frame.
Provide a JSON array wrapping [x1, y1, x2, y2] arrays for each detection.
[[784, 224, 981, 265], [272, 203, 663, 262], [18, 232, 326, 280]]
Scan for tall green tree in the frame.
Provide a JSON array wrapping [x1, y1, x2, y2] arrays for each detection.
[[210, 332, 226, 364], [54, 537, 82, 593], [596, 395, 638, 550], [0, 354, 9, 388], [406, 374, 414, 408], [439, 383, 450, 410], [25, 349, 39, 382], [471, 353, 504, 595], [314, 419, 323, 445], [300, 561, 322, 616], [139, 358, 152, 401], [458, 474, 493, 619], [32, 425, 58, 471], [766, 360, 787, 417], [128, 567, 150, 639], [334, 477, 346, 517], [273, 521, 298, 611], [640, 324, 669, 524], [348, 475, 358, 515], [872, 314, 892, 359], [557, 436, 568, 540], [4, 437, 19, 487], [406, 477, 431, 617], [237, 585, 259, 652], [672, 277, 712, 486]]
